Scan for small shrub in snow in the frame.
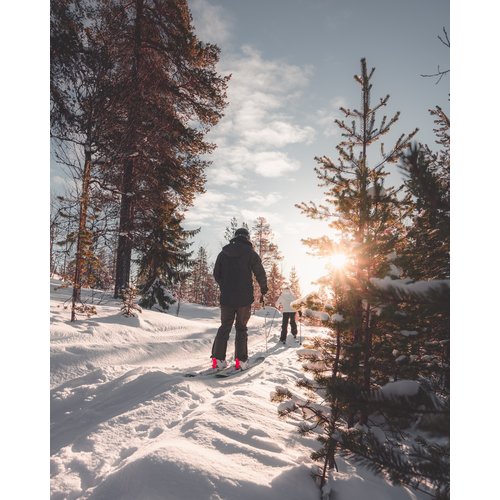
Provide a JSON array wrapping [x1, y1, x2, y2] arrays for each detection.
[[120, 286, 143, 318]]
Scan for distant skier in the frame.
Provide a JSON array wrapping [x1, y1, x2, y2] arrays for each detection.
[[211, 227, 268, 371], [277, 287, 298, 344]]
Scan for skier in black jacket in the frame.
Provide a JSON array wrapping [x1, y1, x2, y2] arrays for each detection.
[[211, 227, 268, 371]]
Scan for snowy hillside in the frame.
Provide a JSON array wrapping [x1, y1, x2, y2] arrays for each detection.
[[50, 279, 425, 500]]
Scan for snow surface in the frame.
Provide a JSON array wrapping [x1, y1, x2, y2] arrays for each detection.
[[380, 380, 421, 398], [50, 279, 425, 499], [370, 277, 450, 295]]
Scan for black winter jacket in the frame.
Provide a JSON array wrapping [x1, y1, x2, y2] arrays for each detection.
[[213, 236, 268, 307]]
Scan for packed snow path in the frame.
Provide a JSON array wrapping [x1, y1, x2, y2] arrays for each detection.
[[50, 280, 423, 500]]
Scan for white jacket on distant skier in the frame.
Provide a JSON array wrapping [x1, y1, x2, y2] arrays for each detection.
[[277, 288, 297, 313]]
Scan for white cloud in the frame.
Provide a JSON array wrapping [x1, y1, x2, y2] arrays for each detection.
[[189, 0, 232, 47], [209, 165, 245, 187], [242, 120, 315, 148], [246, 192, 282, 207], [207, 45, 314, 180], [315, 97, 347, 137], [209, 146, 300, 185], [240, 209, 284, 229], [253, 151, 300, 177], [184, 191, 235, 226]]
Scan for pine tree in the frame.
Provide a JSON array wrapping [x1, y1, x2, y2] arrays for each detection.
[[297, 57, 417, 419], [121, 285, 143, 317], [187, 246, 218, 306], [250, 216, 282, 307], [251, 217, 282, 271], [223, 217, 249, 242], [288, 58, 427, 493], [266, 263, 285, 306], [279, 70, 450, 498], [136, 202, 198, 312], [51, 0, 230, 305], [288, 266, 302, 298], [101, 0, 230, 297], [397, 106, 449, 280]]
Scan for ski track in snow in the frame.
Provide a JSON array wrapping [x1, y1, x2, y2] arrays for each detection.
[[50, 280, 425, 500]]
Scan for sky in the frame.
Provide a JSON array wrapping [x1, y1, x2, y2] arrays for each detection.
[[182, 0, 450, 291]]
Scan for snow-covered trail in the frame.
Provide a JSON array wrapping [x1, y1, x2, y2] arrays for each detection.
[[50, 280, 424, 500], [51, 346, 318, 499], [50, 280, 277, 388]]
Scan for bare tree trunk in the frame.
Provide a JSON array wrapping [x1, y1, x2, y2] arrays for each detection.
[[50, 210, 58, 277], [71, 144, 92, 321], [114, 0, 143, 298], [114, 156, 135, 297]]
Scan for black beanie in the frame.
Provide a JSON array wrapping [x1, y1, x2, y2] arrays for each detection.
[[234, 227, 250, 239]]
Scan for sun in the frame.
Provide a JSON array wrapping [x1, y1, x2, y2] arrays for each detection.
[[329, 252, 348, 269]]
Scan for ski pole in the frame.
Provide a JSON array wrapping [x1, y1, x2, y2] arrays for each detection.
[[269, 308, 277, 335], [265, 311, 268, 353], [261, 296, 268, 353], [299, 310, 302, 345]]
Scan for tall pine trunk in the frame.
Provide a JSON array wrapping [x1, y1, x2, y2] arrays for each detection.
[[114, 156, 135, 297], [71, 144, 92, 321], [114, 0, 143, 298]]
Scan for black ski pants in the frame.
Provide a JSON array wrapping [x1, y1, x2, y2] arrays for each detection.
[[211, 304, 252, 362], [280, 312, 298, 342]]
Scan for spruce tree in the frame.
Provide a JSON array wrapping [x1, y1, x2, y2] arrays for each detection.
[[186, 246, 217, 306], [224, 217, 249, 242], [267, 263, 285, 307], [251, 216, 282, 272], [136, 202, 198, 312], [297, 57, 417, 421], [251, 216, 282, 307], [286, 58, 426, 493], [397, 106, 449, 280], [288, 266, 302, 298]]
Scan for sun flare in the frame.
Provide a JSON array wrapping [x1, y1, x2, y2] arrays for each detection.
[[329, 252, 348, 269]]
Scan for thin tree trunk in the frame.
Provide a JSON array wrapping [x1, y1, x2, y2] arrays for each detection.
[[360, 304, 373, 425], [114, 157, 135, 297], [71, 144, 92, 321]]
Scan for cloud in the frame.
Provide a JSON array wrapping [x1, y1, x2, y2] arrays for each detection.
[[253, 151, 300, 177], [219, 47, 314, 149], [206, 46, 314, 181], [242, 120, 315, 148], [184, 191, 236, 226], [246, 192, 282, 207], [209, 146, 299, 185], [189, 0, 232, 47], [315, 97, 347, 137], [240, 209, 284, 229]]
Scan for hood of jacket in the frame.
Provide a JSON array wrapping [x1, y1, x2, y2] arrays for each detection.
[[222, 236, 253, 258]]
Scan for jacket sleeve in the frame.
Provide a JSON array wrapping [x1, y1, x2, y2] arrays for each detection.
[[251, 252, 268, 294], [213, 252, 223, 285]]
